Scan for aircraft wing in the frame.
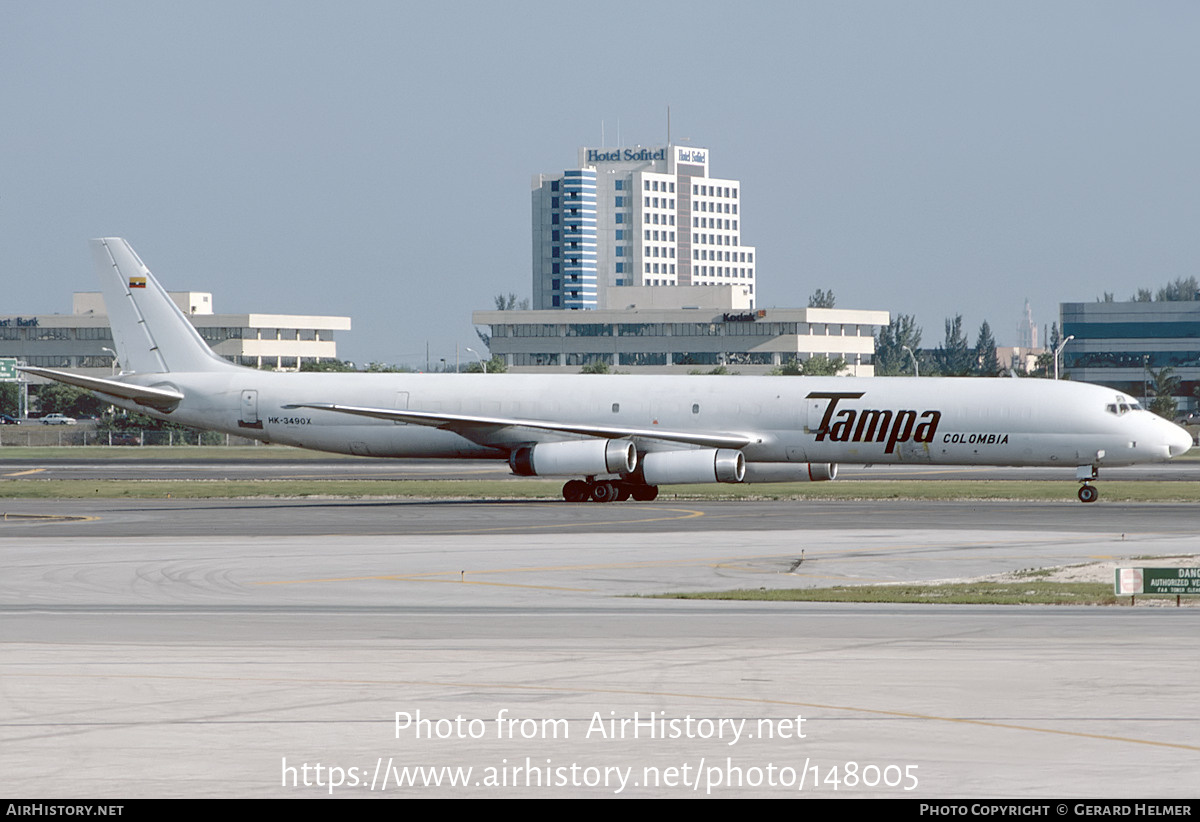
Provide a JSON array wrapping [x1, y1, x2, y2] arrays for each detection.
[[284, 402, 758, 449], [18, 366, 184, 410]]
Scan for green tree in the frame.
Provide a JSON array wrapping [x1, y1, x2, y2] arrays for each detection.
[[1155, 277, 1200, 302], [807, 289, 836, 308], [0, 383, 18, 417], [934, 315, 973, 376], [974, 321, 1000, 376], [35, 384, 107, 418], [770, 355, 847, 376], [363, 362, 410, 373], [1029, 351, 1054, 379], [493, 293, 530, 311], [1147, 366, 1181, 419], [579, 359, 611, 374], [1132, 288, 1153, 302], [300, 359, 356, 372], [874, 314, 922, 376], [464, 356, 507, 374], [95, 410, 224, 445]]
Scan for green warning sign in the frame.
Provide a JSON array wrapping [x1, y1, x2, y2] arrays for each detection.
[[1115, 567, 1200, 596]]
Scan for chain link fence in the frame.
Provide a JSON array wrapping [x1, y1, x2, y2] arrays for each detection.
[[0, 423, 260, 447]]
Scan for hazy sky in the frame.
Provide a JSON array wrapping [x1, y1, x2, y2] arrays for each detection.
[[4, 1, 1198, 365]]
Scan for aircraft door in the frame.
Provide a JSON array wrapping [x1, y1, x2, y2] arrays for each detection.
[[805, 397, 828, 434], [239, 390, 262, 429]]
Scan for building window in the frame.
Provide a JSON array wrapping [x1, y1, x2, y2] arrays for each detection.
[[615, 180, 624, 190], [615, 196, 624, 207]]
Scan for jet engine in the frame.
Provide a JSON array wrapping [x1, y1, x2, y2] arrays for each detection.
[[640, 448, 746, 485], [509, 439, 637, 477], [742, 462, 838, 483]]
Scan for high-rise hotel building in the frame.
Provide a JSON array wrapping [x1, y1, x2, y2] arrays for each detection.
[[532, 145, 756, 310]]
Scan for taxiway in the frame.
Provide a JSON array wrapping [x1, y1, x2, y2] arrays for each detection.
[[2, 494, 1198, 798]]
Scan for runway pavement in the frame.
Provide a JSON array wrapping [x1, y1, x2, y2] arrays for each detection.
[[2, 492, 1198, 797]]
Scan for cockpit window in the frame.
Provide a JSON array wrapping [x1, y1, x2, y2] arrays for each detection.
[[1106, 398, 1143, 415]]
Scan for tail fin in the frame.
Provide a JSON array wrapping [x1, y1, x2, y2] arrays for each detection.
[[91, 238, 232, 374]]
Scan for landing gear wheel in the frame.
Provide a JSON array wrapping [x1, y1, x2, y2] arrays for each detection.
[[630, 485, 659, 502], [1077, 484, 1099, 504], [563, 480, 589, 502], [590, 481, 619, 503], [616, 485, 632, 502]]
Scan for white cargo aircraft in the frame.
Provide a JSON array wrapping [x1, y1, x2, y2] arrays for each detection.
[[22, 239, 1193, 504]]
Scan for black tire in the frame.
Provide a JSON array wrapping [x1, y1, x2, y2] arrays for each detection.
[[563, 480, 589, 502], [590, 481, 618, 503], [1077, 485, 1099, 504]]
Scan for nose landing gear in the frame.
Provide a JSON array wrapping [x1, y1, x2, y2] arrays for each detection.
[[1076, 465, 1099, 503]]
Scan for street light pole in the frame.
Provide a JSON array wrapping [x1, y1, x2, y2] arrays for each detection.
[[465, 347, 487, 373], [1054, 335, 1075, 380], [902, 345, 919, 377]]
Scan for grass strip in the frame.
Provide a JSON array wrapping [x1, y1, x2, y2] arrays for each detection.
[[656, 582, 1126, 605]]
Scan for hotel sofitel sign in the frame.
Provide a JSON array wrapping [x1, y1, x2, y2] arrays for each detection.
[[585, 148, 667, 163]]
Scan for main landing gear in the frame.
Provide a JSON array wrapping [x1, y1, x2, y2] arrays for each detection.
[[562, 478, 659, 503], [1076, 465, 1099, 504]]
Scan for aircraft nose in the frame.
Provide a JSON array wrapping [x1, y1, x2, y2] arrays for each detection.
[[1167, 422, 1194, 458]]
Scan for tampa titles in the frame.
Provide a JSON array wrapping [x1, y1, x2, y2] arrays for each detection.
[[808, 391, 940, 454]]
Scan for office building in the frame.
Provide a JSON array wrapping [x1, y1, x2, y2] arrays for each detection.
[[1061, 300, 1199, 409], [2, 290, 350, 377], [532, 145, 756, 310], [475, 284, 886, 375]]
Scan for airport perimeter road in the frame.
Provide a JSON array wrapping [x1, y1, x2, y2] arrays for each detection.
[[2, 499, 1198, 798]]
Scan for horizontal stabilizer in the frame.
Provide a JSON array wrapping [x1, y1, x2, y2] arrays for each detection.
[[284, 402, 756, 449], [19, 366, 184, 410]]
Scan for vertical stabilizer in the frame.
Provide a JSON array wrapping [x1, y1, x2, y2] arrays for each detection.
[[91, 238, 232, 374]]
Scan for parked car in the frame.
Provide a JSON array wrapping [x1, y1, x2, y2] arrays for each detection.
[[0, 414, 18, 425], [109, 432, 141, 446], [40, 413, 77, 425]]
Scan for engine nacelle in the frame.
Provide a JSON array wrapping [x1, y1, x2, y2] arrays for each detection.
[[640, 448, 746, 485], [509, 439, 637, 477], [742, 462, 838, 483]]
